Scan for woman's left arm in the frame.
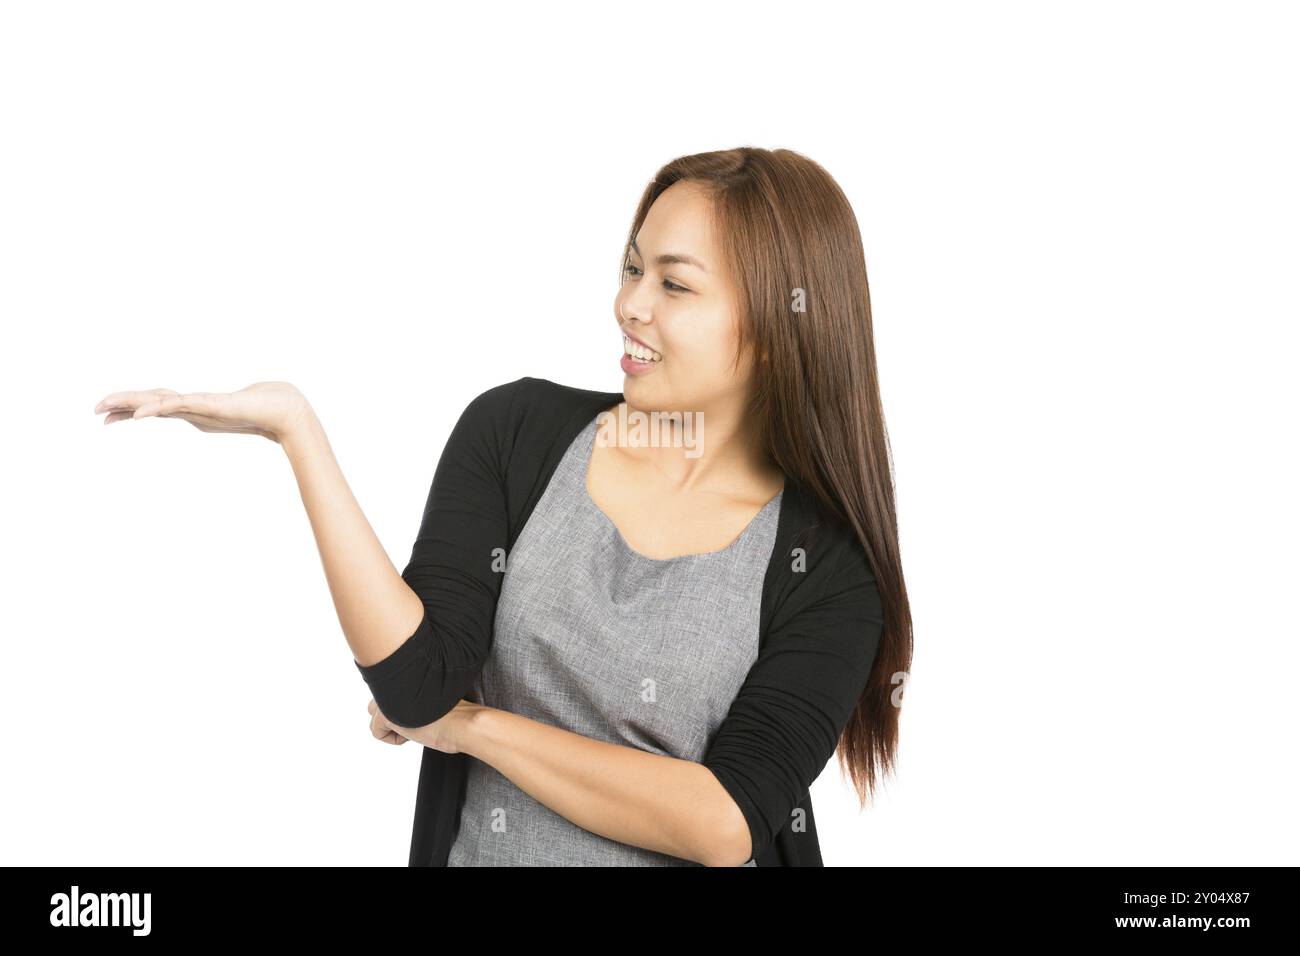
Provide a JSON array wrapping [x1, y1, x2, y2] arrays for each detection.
[[422, 702, 748, 866]]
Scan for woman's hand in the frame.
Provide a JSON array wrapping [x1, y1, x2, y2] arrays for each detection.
[[367, 698, 485, 754], [92, 381, 313, 445]]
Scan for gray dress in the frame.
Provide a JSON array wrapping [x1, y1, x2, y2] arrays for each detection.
[[447, 413, 783, 866]]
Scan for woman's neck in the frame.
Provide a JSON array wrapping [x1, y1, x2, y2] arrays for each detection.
[[601, 399, 782, 501]]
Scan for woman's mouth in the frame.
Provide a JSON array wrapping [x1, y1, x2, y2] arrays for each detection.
[[621, 334, 661, 376]]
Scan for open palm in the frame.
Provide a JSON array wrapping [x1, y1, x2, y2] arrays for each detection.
[[93, 381, 310, 444]]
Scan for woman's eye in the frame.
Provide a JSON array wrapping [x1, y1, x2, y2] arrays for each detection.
[[623, 262, 687, 294]]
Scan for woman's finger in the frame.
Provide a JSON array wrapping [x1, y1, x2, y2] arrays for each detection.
[[372, 718, 406, 744], [94, 388, 179, 414], [134, 392, 221, 420], [367, 700, 409, 745]]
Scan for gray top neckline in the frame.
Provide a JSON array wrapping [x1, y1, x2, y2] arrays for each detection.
[[576, 416, 785, 565]]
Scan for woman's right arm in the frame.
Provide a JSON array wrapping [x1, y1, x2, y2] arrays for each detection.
[[281, 413, 427, 671], [96, 378, 519, 731], [281, 382, 520, 729]]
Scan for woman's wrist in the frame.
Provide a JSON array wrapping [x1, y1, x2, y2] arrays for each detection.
[[278, 406, 328, 461], [451, 701, 496, 759]]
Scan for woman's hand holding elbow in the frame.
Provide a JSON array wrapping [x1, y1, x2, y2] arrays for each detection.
[[367, 698, 488, 754]]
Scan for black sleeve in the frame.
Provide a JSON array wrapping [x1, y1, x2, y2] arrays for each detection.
[[353, 379, 520, 729], [700, 534, 885, 863]]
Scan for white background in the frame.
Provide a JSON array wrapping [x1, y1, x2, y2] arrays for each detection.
[[1, 1, 1296, 865]]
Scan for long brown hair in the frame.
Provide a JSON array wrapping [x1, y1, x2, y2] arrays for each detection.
[[621, 147, 912, 806]]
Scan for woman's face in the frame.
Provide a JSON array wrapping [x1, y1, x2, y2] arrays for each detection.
[[614, 180, 752, 414]]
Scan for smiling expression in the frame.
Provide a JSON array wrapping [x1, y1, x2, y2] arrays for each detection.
[[615, 180, 755, 410]]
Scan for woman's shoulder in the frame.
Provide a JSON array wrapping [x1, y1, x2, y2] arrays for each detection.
[[449, 377, 623, 489], [462, 376, 623, 429]]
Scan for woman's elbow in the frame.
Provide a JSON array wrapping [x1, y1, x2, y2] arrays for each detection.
[[693, 789, 754, 867]]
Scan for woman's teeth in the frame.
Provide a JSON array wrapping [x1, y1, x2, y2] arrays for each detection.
[[624, 336, 662, 363]]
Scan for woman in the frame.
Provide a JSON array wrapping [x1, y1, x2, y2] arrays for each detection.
[[93, 147, 912, 866]]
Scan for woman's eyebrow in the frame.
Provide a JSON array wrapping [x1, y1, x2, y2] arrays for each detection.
[[629, 238, 709, 273]]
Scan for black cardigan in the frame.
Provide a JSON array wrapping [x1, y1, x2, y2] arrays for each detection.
[[355, 376, 884, 866]]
